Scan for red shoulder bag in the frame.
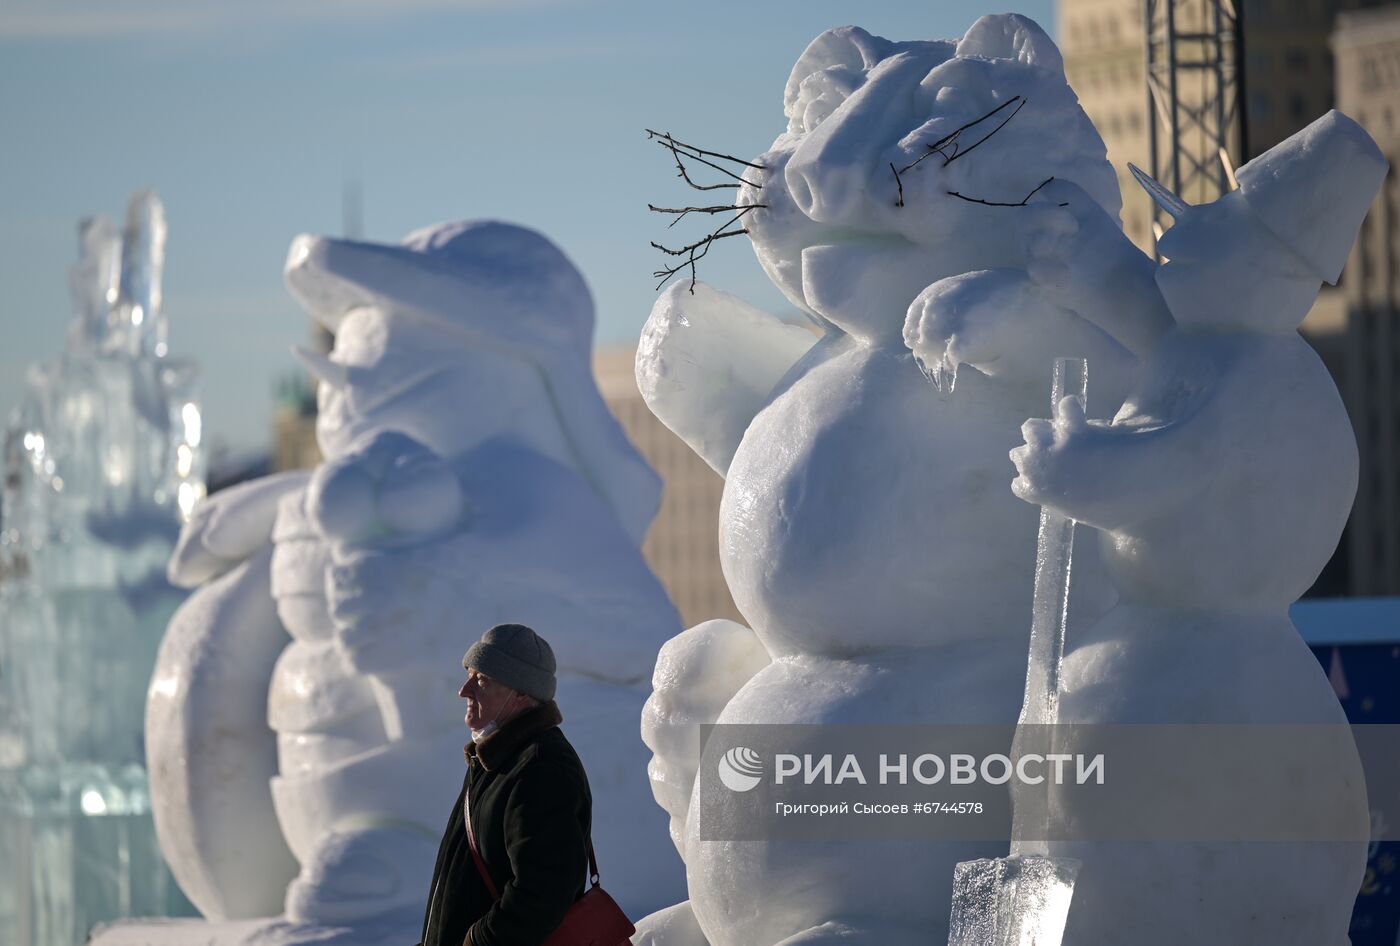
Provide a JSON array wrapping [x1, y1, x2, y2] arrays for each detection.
[[465, 803, 635, 946]]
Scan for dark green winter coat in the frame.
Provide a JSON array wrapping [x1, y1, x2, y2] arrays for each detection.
[[418, 700, 592, 946]]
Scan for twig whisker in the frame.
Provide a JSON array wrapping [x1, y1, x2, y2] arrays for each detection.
[[945, 176, 1066, 207], [645, 130, 767, 170]]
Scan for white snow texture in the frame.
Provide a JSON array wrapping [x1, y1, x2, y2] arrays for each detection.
[[144, 220, 685, 943], [633, 13, 1383, 946], [133, 13, 1386, 946]]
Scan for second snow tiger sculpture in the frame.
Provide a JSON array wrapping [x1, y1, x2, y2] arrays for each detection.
[[633, 14, 1171, 946]]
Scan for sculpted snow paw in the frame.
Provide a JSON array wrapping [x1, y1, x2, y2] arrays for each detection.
[[903, 270, 1137, 407], [1009, 394, 1094, 509], [1009, 392, 1179, 532], [904, 270, 1071, 385], [641, 620, 771, 854], [307, 430, 465, 550]]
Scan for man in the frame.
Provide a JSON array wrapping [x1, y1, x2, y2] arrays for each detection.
[[418, 623, 592, 946]]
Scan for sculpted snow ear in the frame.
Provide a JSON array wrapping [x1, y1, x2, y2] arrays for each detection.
[[955, 13, 1064, 74], [783, 26, 893, 120]]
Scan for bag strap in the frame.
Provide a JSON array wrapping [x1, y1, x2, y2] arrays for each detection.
[[465, 796, 601, 903], [464, 801, 502, 901]]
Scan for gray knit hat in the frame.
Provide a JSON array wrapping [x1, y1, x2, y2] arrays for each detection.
[[462, 623, 557, 702]]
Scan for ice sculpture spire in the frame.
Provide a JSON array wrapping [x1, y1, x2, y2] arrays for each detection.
[[0, 189, 202, 946], [115, 189, 168, 358], [68, 216, 122, 350]]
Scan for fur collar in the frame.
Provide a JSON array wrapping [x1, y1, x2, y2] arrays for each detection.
[[464, 700, 563, 771]]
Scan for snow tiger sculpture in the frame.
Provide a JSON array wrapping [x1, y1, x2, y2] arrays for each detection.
[[1009, 110, 1386, 946], [145, 220, 684, 943], [633, 15, 1170, 946]]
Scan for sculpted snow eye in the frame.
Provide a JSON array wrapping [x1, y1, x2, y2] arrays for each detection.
[[930, 84, 978, 117]]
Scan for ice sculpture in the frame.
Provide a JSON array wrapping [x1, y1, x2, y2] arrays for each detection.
[[0, 190, 204, 946], [633, 15, 1164, 946], [1008, 110, 1385, 946], [946, 358, 1086, 946], [139, 220, 684, 945]]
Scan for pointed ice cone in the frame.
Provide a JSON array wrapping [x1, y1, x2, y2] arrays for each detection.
[[1128, 163, 1189, 220]]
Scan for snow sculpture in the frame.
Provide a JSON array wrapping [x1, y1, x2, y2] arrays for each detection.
[[0, 191, 203, 946], [1009, 110, 1386, 946], [145, 220, 684, 943], [634, 15, 1163, 946]]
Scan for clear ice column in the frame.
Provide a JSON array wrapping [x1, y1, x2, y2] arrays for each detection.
[[946, 357, 1086, 946]]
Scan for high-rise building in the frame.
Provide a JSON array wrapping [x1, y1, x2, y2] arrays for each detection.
[[1335, 5, 1400, 593], [593, 347, 744, 628], [1060, 0, 1174, 253]]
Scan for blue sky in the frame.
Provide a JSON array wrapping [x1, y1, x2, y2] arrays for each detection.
[[0, 0, 1054, 456]]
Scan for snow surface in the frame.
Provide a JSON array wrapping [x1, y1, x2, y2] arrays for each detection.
[[634, 18, 1385, 946], [143, 220, 684, 943], [115, 22, 1388, 946], [1007, 110, 1385, 946], [634, 14, 1133, 946]]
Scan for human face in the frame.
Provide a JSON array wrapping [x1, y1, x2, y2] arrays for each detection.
[[459, 667, 521, 732]]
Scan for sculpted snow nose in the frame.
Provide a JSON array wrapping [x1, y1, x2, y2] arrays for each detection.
[[783, 93, 887, 226], [784, 150, 866, 225], [784, 54, 929, 227]]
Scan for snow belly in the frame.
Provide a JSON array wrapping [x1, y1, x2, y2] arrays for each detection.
[[718, 343, 1041, 658], [686, 652, 1027, 946]]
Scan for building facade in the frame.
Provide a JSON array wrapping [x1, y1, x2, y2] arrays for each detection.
[[1336, 5, 1400, 593], [593, 346, 744, 628]]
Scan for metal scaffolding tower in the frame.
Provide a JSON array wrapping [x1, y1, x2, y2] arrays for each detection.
[[1144, 0, 1248, 253]]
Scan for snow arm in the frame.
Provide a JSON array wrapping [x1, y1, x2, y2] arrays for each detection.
[[167, 469, 312, 587], [1010, 396, 1207, 533], [1022, 178, 1174, 357], [904, 269, 1139, 415], [636, 281, 819, 477], [641, 619, 771, 857]]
